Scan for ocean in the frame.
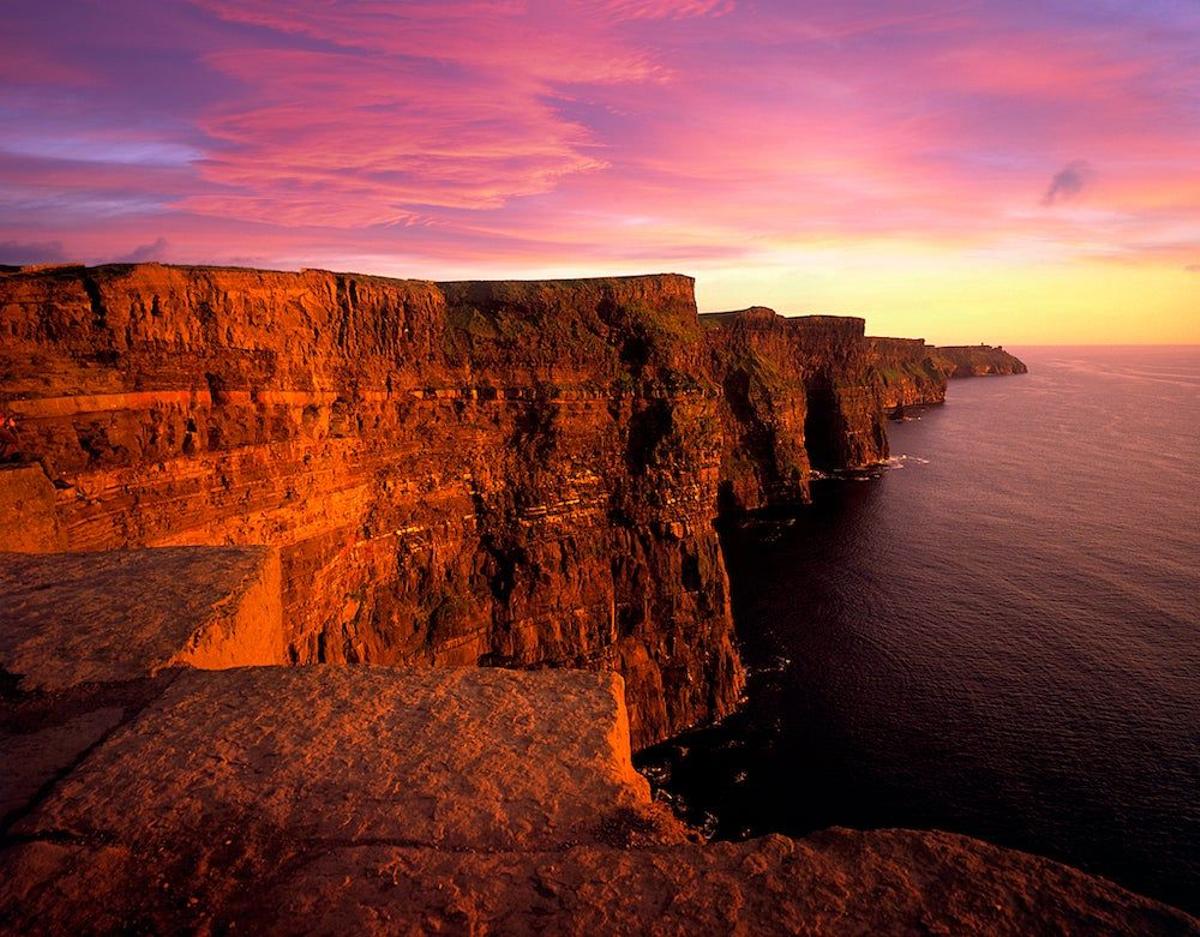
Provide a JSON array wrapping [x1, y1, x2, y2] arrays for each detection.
[[638, 346, 1200, 912]]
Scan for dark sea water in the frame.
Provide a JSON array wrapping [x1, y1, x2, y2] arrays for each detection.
[[638, 346, 1200, 913]]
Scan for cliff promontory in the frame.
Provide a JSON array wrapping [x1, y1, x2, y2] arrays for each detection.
[[938, 343, 1029, 377]]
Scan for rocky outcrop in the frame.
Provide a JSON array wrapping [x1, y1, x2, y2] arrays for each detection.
[[937, 344, 1028, 377], [868, 337, 955, 413], [0, 547, 285, 691], [0, 663, 1192, 935]]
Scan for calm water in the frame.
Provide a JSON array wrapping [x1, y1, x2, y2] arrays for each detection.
[[639, 346, 1200, 912]]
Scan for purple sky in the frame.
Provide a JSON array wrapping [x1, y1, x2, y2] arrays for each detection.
[[2, 0, 1198, 340]]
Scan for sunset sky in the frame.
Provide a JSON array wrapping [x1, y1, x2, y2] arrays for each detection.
[[2, 0, 1197, 343]]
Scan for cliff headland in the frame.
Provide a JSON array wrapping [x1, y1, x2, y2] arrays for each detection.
[[3, 265, 1185, 933], [939, 344, 1030, 378]]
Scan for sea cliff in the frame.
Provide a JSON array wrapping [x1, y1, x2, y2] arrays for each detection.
[[5, 266, 1189, 934], [0, 264, 1024, 747], [938, 343, 1029, 377], [867, 337, 955, 412]]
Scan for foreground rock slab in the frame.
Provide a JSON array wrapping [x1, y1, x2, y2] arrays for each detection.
[[14, 666, 660, 852], [1, 665, 1193, 935]]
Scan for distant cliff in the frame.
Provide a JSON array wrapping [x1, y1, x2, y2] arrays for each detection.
[[701, 307, 887, 512], [867, 337, 955, 412], [938, 344, 1028, 378], [866, 339, 1028, 412], [0, 264, 1017, 746]]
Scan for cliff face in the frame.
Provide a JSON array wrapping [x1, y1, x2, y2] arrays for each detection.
[[937, 344, 1028, 377], [0, 264, 1017, 746], [0, 264, 746, 746], [867, 337, 955, 412], [701, 308, 888, 512]]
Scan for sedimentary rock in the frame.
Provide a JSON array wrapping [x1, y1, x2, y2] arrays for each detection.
[[0, 265, 742, 746], [937, 343, 1029, 377], [0, 264, 1024, 746]]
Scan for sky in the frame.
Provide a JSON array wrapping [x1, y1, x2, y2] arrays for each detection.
[[1, 0, 1198, 343]]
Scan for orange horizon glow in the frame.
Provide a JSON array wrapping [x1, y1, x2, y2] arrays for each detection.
[[1, 1, 1197, 344]]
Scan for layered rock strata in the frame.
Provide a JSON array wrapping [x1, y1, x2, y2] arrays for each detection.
[[0, 265, 751, 746], [0, 264, 1022, 746]]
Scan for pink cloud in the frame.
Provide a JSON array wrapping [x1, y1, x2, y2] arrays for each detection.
[[1, 0, 1197, 285], [187, 48, 607, 226]]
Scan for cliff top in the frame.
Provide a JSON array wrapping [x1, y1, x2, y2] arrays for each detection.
[[869, 336, 929, 346], [698, 306, 780, 323], [0, 261, 694, 290]]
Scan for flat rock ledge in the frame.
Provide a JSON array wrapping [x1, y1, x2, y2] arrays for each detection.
[[0, 547, 286, 691], [0, 664, 1194, 936]]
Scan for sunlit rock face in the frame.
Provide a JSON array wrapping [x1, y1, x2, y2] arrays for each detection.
[[0, 265, 744, 746], [0, 264, 947, 746]]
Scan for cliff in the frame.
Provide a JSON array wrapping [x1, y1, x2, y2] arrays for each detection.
[[0, 264, 749, 747], [867, 337, 955, 412], [1, 265, 1176, 932], [937, 343, 1029, 377], [701, 307, 887, 512], [0, 264, 1020, 747]]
